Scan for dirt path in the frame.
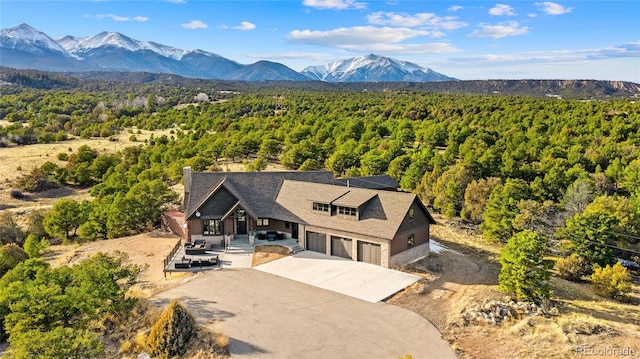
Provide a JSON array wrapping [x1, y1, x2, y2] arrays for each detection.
[[389, 240, 501, 332]]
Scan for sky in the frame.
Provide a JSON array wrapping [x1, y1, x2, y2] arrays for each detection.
[[2, 0, 639, 82]]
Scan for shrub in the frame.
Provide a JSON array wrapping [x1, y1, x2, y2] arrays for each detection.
[[23, 234, 49, 258], [592, 262, 632, 300], [146, 300, 196, 358], [9, 189, 25, 199], [555, 253, 589, 281], [0, 243, 28, 276], [57, 152, 69, 161]]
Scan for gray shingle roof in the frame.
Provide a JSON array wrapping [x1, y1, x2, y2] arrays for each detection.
[[185, 170, 434, 240], [276, 180, 429, 240], [334, 174, 400, 190], [185, 171, 335, 220]]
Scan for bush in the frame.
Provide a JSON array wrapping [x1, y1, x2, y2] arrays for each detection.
[[57, 152, 69, 161], [0, 243, 28, 276], [23, 234, 49, 258], [9, 189, 25, 199], [592, 262, 632, 300], [146, 300, 196, 358], [555, 253, 589, 281]]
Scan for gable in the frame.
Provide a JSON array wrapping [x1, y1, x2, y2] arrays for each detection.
[[197, 186, 238, 219], [396, 198, 435, 235]]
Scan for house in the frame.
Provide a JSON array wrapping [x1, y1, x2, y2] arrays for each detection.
[[182, 167, 435, 268]]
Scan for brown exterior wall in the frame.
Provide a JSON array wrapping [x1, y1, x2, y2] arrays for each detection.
[[256, 219, 291, 234], [391, 224, 429, 256], [390, 199, 431, 256]]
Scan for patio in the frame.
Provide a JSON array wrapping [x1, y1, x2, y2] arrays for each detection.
[[163, 235, 303, 274]]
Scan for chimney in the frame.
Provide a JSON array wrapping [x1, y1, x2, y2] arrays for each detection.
[[183, 167, 192, 212], [183, 167, 192, 194]]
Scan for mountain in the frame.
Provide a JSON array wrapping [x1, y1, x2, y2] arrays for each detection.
[[302, 54, 455, 82], [0, 23, 307, 81], [0, 24, 458, 83], [0, 23, 68, 57]]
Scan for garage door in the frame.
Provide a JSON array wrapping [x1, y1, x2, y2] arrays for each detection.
[[306, 231, 326, 254], [331, 236, 353, 259], [358, 241, 381, 265]]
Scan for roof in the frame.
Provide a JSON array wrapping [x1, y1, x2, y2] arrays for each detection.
[[185, 171, 335, 220], [334, 174, 400, 190], [185, 170, 435, 240], [276, 180, 432, 240]]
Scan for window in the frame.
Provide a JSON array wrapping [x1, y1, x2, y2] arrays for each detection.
[[409, 208, 414, 219], [285, 222, 290, 228], [203, 219, 222, 235], [408, 234, 415, 248], [337, 206, 357, 217], [257, 218, 270, 227], [312, 202, 330, 213]]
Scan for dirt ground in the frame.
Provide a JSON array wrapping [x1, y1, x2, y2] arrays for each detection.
[[0, 127, 176, 183], [389, 217, 640, 359], [43, 230, 194, 298]]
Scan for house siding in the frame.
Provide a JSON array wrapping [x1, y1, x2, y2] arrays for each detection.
[[391, 200, 431, 256], [199, 187, 237, 219], [255, 219, 292, 236]]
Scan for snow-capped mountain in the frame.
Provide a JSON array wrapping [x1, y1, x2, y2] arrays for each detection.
[[302, 54, 456, 82], [0, 24, 456, 83], [57, 32, 191, 61], [0, 23, 69, 57]]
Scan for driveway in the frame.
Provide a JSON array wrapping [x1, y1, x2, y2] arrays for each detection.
[[255, 251, 421, 302], [152, 269, 456, 359]]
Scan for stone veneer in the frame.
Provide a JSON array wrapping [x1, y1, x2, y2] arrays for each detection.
[[389, 241, 430, 268]]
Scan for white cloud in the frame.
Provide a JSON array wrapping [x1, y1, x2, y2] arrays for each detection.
[[367, 12, 467, 30], [448, 41, 640, 65], [96, 14, 149, 22], [448, 5, 463, 12], [288, 26, 430, 47], [353, 42, 462, 54], [247, 52, 337, 62], [234, 21, 256, 31], [535, 2, 573, 15], [468, 21, 530, 39], [302, 0, 366, 10], [489, 4, 516, 16], [181, 20, 208, 29], [287, 26, 460, 54]]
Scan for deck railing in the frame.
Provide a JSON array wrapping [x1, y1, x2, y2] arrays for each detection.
[[163, 238, 183, 270]]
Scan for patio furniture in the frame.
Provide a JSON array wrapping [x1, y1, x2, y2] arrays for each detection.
[[174, 256, 191, 269], [266, 230, 278, 241], [192, 255, 219, 267], [185, 242, 206, 255]]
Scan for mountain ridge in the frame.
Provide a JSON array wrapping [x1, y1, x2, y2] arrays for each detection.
[[1, 23, 455, 82]]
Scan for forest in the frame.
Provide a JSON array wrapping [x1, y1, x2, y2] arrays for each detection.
[[0, 69, 639, 355]]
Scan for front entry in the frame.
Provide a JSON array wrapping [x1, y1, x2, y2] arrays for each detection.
[[236, 209, 247, 234], [291, 223, 298, 239]]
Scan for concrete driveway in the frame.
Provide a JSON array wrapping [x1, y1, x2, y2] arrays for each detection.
[[152, 269, 456, 359], [255, 251, 421, 303]]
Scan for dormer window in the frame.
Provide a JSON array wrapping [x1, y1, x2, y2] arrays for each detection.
[[337, 206, 357, 217], [313, 202, 330, 213]]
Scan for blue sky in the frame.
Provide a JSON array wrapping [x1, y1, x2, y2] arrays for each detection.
[[2, 0, 639, 81]]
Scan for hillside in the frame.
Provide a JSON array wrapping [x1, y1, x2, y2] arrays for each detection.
[[2, 68, 639, 99]]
